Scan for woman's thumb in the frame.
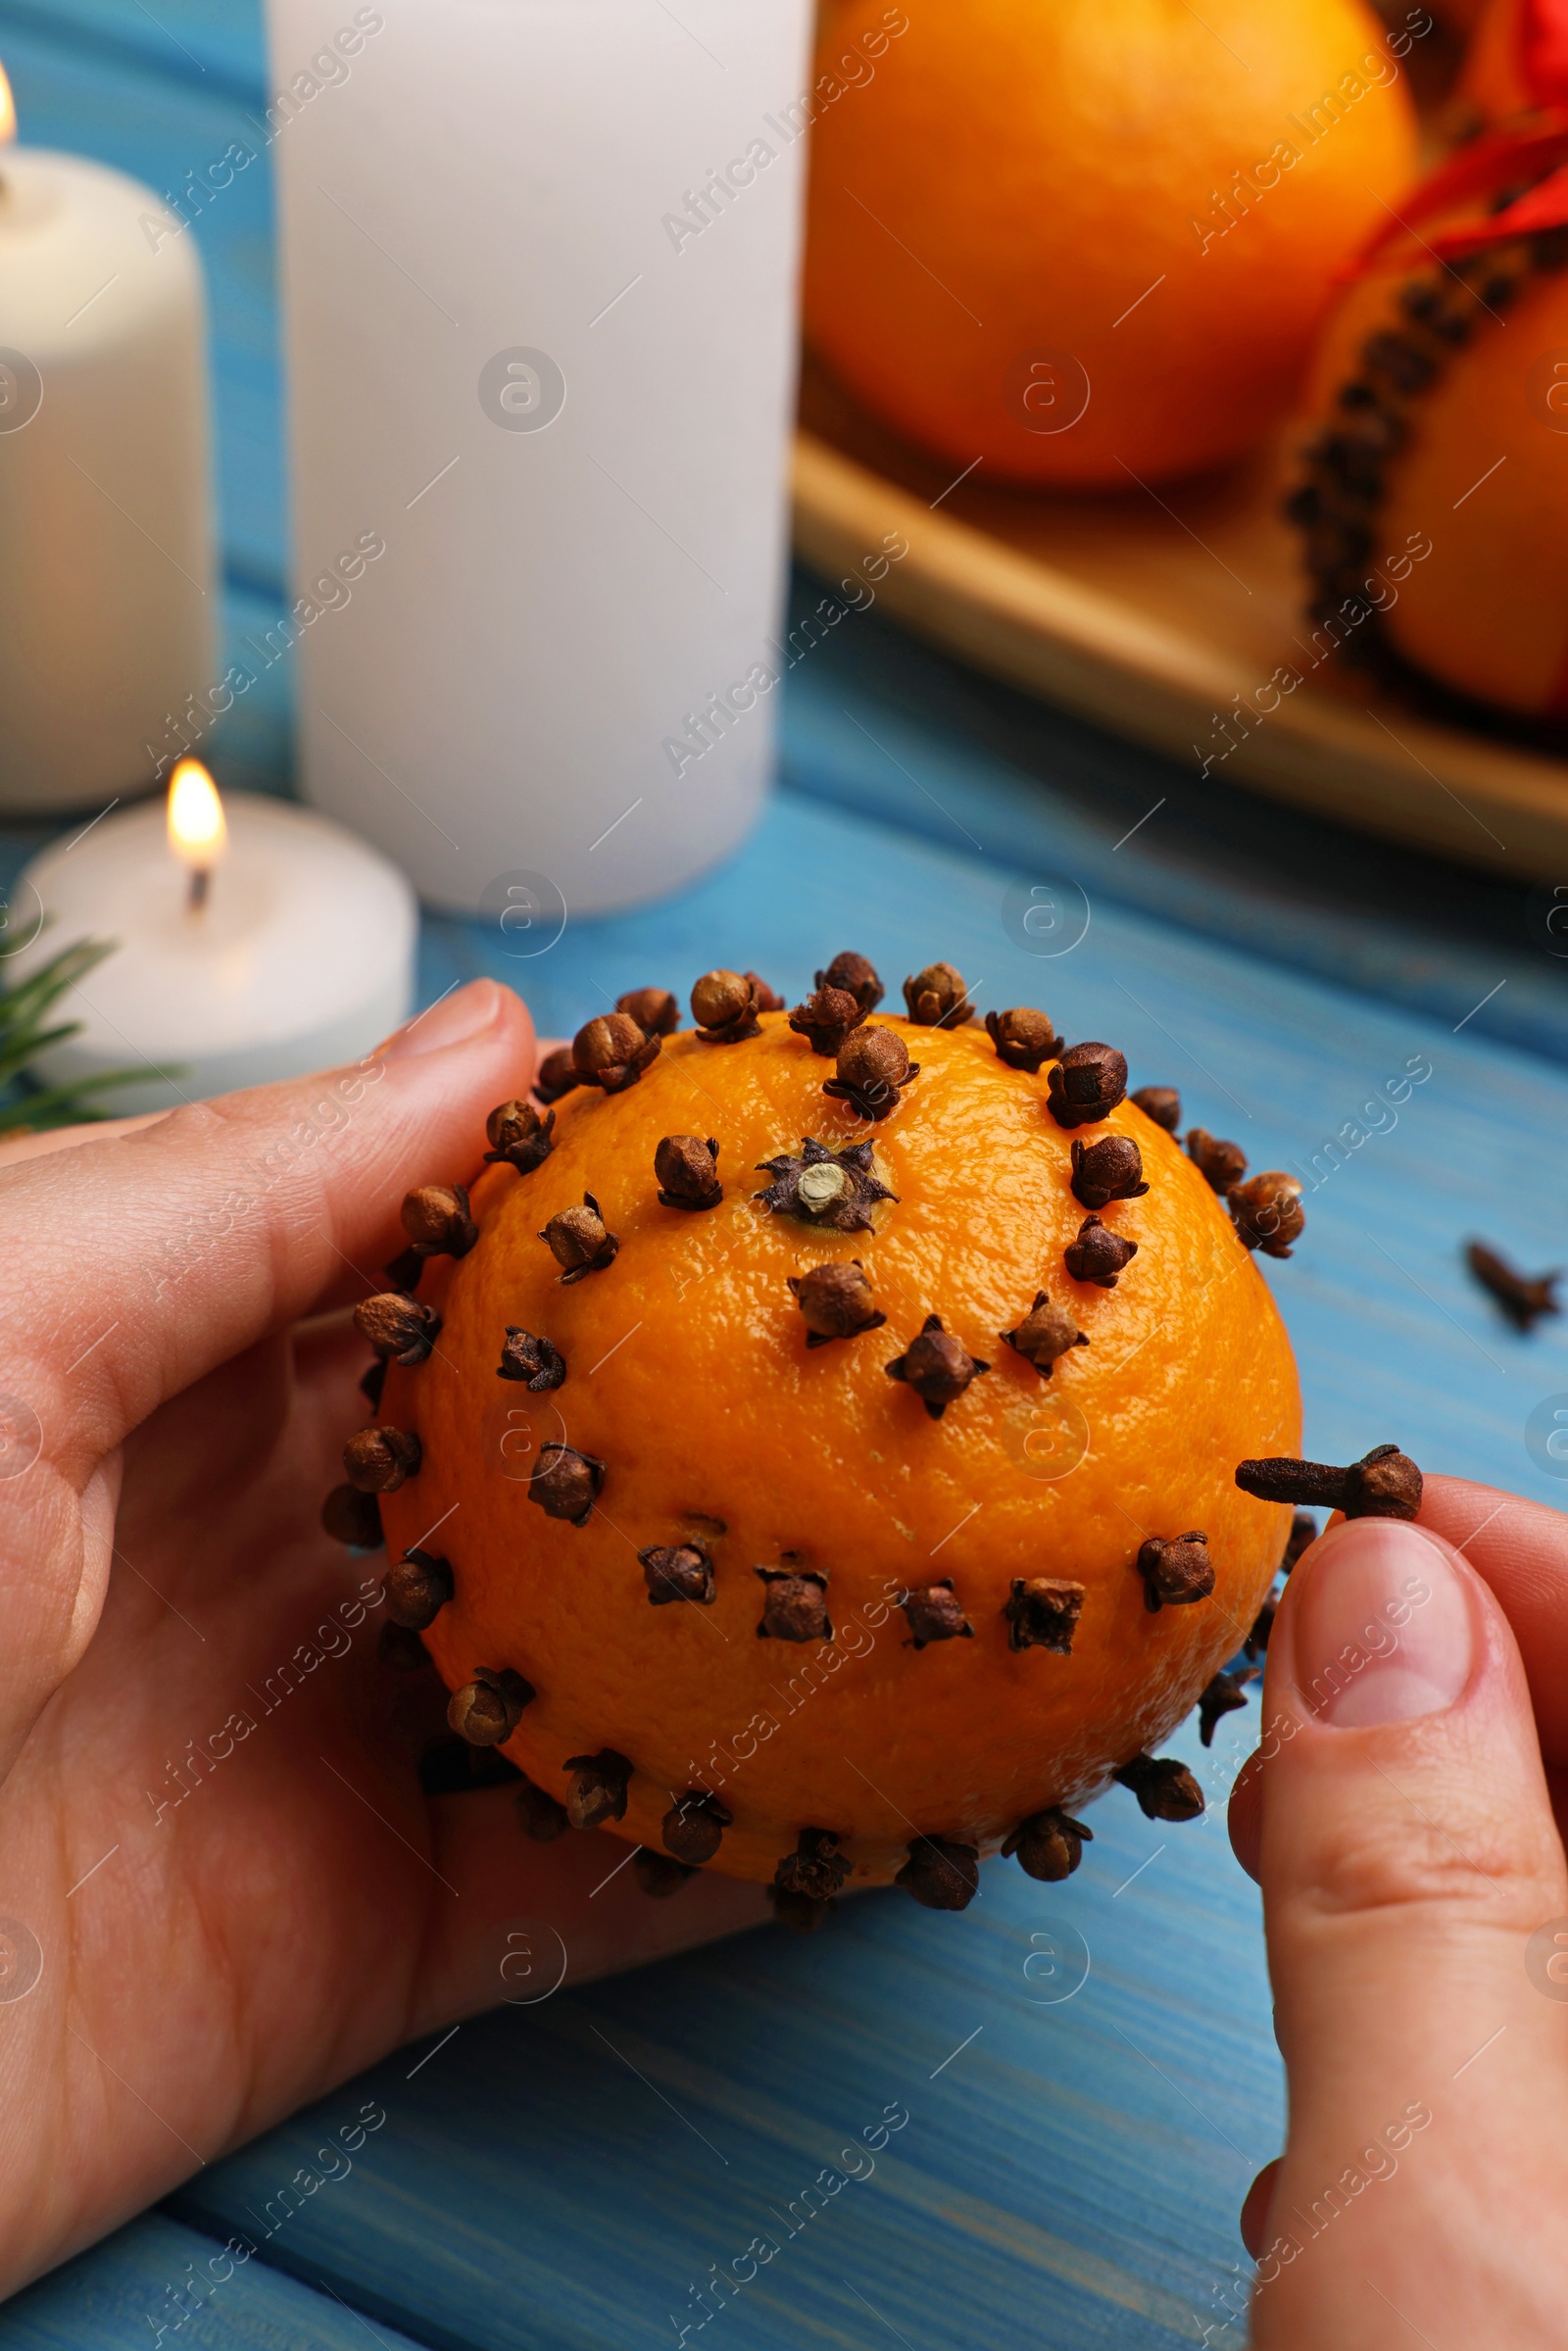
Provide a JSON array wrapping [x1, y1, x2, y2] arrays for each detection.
[[1241, 1514, 1568, 2340]]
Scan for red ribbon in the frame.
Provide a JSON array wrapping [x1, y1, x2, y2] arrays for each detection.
[[1348, 0, 1568, 272], [1521, 0, 1568, 107]]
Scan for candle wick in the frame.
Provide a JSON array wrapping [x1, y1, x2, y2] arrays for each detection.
[[187, 867, 211, 913]]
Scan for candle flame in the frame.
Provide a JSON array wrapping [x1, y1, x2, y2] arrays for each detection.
[[0, 63, 16, 149], [167, 759, 226, 870]]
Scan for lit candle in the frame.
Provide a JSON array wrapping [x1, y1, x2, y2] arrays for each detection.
[[0, 59, 215, 812], [168, 756, 227, 912], [8, 770, 417, 1113]]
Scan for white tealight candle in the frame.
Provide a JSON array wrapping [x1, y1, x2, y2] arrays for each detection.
[[8, 766, 417, 1113], [0, 60, 216, 812]]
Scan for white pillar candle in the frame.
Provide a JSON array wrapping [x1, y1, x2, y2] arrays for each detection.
[[267, 0, 812, 915], [0, 67, 216, 812], [8, 769, 416, 1114]]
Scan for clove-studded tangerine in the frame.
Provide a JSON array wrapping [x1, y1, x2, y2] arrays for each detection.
[[370, 971, 1299, 1904]]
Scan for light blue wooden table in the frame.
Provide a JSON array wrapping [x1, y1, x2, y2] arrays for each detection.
[[3, 4, 1567, 2344]]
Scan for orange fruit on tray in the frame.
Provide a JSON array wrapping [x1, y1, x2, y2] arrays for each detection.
[[329, 958, 1311, 1921], [1289, 3, 1568, 719], [803, 0, 1418, 487]]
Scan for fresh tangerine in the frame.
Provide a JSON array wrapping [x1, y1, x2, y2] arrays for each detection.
[[803, 0, 1419, 486]]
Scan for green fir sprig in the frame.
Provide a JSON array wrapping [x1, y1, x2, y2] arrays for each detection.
[[0, 940, 146, 1133]]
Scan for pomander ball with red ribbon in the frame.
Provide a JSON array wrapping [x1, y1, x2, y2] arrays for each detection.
[[1288, 0, 1568, 723]]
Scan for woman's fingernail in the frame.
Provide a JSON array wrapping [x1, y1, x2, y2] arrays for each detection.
[[380, 981, 505, 1061], [1289, 1518, 1475, 1727]]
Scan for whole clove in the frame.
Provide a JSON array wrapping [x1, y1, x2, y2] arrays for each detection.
[[382, 1245, 425, 1294], [1002, 1806, 1094, 1883], [824, 1026, 919, 1121], [903, 961, 974, 1027], [774, 1826, 850, 1904], [1063, 1214, 1138, 1289], [1003, 1577, 1086, 1654], [755, 1137, 896, 1233], [343, 1425, 421, 1494], [789, 1260, 886, 1348], [1235, 1442, 1422, 1522], [1047, 1042, 1127, 1129], [355, 1292, 442, 1365], [746, 972, 785, 1013], [485, 1099, 556, 1174], [1131, 1085, 1181, 1132], [539, 1192, 619, 1283], [662, 1788, 734, 1866], [1362, 326, 1437, 395], [527, 1441, 607, 1526], [900, 1580, 973, 1648], [756, 1568, 830, 1642], [497, 1326, 566, 1391], [634, 1848, 696, 1897], [572, 1011, 661, 1094], [1465, 1240, 1561, 1333], [616, 986, 679, 1037], [564, 1748, 633, 1830], [1002, 1291, 1089, 1377], [896, 1836, 980, 1911], [691, 968, 761, 1044], [1070, 1134, 1149, 1210], [1114, 1753, 1205, 1822], [534, 1046, 582, 1104], [1198, 1669, 1255, 1747], [359, 1359, 386, 1412], [788, 984, 864, 1056], [383, 1546, 455, 1629], [401, 1182, 477, 1260], [655, 1133, 723, 1210], [640, 1542, 716, 1605], [321, 1483, 383, 1549], [1134, 1531, 1214, 1613], [1228, 1172, 1305, 1259], [886, 1314, 990, 1419], [449, 1665, 535, 1746], [1186, 1129, 1248, 1193], [516, 1776, 571, 1842], [985, 1006, 1063, 1073], [815, 951, 884, 1014]]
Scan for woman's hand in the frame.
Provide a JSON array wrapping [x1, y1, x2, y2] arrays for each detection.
[[0, 978, 766, 2297], [1229, 1476, 1568, 2345]]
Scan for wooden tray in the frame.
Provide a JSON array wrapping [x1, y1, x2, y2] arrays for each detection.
[[791, 360, 1568, 881]]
